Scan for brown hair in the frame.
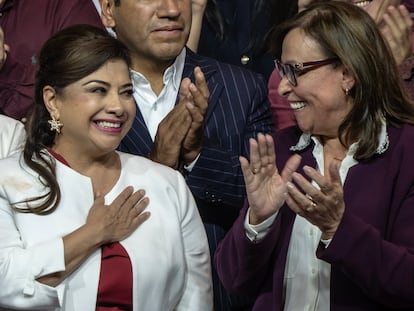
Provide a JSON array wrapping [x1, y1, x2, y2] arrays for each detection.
[[19, 24, 131, 214], [273, 1, 414, 160]]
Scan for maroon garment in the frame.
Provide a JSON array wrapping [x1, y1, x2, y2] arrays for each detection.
[[47, 149, 133, 310], [267, 69, 295, 131], [0, 0, 104, 120], [96, 243, 133, 311], [402, 0, 414, 14], [215, 124, 414, 310]]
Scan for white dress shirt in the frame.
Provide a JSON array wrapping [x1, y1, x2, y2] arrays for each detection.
[[130, 49, 185, 141]]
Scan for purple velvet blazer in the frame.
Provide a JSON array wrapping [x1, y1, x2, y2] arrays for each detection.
[[215, 124, 414, 310]]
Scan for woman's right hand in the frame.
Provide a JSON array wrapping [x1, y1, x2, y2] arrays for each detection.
[[37, 187, 150, 287], [240, 133, 301, 225], [86, 186, 150, 245], [380, 5, 412, 65]]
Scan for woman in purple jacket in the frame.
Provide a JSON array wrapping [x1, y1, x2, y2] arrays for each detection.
[[215, 2, 414, 310]]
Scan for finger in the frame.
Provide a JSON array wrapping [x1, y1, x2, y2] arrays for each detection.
[[384, 5, 411, 40], [193, 66, 210, 99], [240, 155, 254, 182], [248, 135, 261, 174], [189, 83, 208, 115], [160, 105, 192, 137], [280, 154, 301, 183], [129, 189, 147, 208], [302, 165, 330, 193], [179, 78, 192, 99], [119, 189, 147, 220], [291, 171, 320, 200], [260, 134, 275, 171], [327, 160, 342, 188], [92, 192, 105, 207], [250, 133, 277, 175], [0, 27, 6, 64], [133, 210, 151, 227], [128, 195, 151, 230], [366, 0, 392, 23], [186, 100, 205, 124], [131, 195, 150, 217], [286, 182, 310, 214], [111, 186, 134, 208], [0, 26, 4, 42]]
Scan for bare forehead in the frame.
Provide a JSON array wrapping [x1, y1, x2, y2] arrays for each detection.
[[281, 28, 324, 62]]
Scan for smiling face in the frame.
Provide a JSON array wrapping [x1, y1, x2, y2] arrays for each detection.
[[101, 0, 192, 71], [45, 59, 135, 158], [277, 28, 354, 138]]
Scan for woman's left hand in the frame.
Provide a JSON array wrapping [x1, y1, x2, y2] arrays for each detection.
[[286, 161, 345, 240]]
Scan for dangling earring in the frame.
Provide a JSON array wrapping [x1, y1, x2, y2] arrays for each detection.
[[48, 117, 63, 134], [345, 88, 350, 96]]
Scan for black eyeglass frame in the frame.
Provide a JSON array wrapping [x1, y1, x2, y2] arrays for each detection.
[[274, 58, 339, 86]]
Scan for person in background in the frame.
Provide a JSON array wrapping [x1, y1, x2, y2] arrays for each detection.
[[187, 0, 208, 52], [99, 0, 273, 310], [0, 24, 212, 311], [270, 0, 413, 130], [195, 0, 297, 81], [0, 113, 25, 158], [0, 0, 104, 121], [215, 1, 414, 310]]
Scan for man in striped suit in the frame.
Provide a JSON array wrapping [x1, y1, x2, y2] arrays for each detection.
[[100, 0, 273, 309]]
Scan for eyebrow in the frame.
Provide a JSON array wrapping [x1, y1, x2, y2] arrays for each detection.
[[82, 80, 133, 89], [82, 80, 110, 87]]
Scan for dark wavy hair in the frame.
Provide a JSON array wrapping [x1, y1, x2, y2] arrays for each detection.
[[18, 24, 131, 215], [272, 1, 414, 161]]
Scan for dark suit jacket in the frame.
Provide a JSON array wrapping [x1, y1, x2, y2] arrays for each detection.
[[215, 124, 414, 310], [119, 48, 273, 225], [197, 0, 297, 81]]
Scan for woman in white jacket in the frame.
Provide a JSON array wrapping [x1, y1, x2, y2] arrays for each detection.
[[0, 24, 212, 311]]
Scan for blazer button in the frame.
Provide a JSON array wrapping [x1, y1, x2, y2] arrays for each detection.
[[241, 55, 250, 65]]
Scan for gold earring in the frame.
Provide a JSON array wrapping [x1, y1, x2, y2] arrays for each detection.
[[48, 117, 63, 134]]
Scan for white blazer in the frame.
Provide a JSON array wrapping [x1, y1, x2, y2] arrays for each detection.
[[0, 151, 213, 310], [0, 115, 25, 159]]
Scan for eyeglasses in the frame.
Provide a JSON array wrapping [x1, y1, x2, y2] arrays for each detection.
[[274, 58, 338, 86]]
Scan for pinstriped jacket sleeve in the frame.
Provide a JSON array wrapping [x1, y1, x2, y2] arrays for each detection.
[[183, 51, 274, 208]]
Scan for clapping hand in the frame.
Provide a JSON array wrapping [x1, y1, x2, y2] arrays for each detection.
[[286, 161, 345, 240], [240, 133, 301, 225], [181, 66, 209, 164], [150, 82, 193, 169], [380, 4, 412, 65]]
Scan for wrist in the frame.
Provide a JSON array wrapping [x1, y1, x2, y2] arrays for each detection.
[[181, 149, 201, 165]]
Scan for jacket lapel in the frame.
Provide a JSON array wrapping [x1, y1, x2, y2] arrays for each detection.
[[183, 48, 224, 124]]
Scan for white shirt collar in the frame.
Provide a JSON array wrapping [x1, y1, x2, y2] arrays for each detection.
[[129, 48, 186, 93], [290, 119, 389, 156]]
